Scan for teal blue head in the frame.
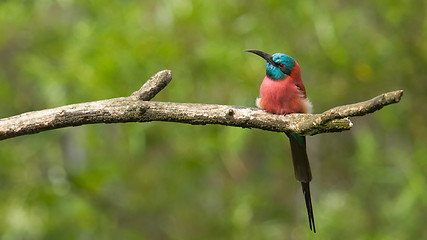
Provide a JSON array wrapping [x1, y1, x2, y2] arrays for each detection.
[[245, 50, 295, 81]]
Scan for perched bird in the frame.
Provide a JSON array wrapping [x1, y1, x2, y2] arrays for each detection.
[[245, 49, 315, 232]]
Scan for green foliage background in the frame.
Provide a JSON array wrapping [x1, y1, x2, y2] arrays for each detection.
[[0, 0, 426, 239]]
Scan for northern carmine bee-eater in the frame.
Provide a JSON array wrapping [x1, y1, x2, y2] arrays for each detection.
[[245, 49, 315, 232]]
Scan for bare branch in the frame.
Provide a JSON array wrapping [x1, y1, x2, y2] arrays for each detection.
[[0, 70, 403, 141], [300, 90, 404, 135], [131, 70, 172, 100]]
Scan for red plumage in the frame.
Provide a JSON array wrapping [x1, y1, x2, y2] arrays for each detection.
[[257, 61, 312, 114]]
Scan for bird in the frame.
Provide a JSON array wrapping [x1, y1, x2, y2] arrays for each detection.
[[245, 49, 315, 232]]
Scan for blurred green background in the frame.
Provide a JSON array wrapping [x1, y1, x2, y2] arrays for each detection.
[[0, 0, 426, 239]]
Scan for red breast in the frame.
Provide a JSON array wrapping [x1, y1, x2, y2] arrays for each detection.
[[257, 62, 311, 114]]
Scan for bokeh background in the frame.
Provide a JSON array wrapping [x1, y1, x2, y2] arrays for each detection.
[[0, 0, 426, 239]]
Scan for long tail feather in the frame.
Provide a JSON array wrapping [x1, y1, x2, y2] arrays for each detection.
[[286, 133, 316, 232], [302, 182, 316, 232]]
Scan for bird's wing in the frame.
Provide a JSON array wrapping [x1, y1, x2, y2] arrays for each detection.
[[294, 82, 307, 98]]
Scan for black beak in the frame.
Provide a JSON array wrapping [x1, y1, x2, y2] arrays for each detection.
[[244, 49, 277, 67], [244, 49, 291, 75]]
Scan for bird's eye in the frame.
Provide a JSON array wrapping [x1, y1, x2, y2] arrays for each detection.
[[278, 63, 284, 68]]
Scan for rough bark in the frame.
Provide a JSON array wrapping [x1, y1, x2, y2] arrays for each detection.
[[0, 70, 403, 141]]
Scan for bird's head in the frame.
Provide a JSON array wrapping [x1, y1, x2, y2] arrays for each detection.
[[245, 50, 295, 81]]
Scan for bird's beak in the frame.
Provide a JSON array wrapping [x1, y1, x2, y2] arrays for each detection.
[[244, 49, 276, 66]]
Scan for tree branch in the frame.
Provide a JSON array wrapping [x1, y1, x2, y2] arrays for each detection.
[[0, 70, 403, 141]]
